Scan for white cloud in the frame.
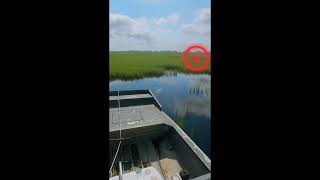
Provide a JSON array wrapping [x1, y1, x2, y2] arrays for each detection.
[[110, 12, 180, 47], [195, 8, 211, 24], [180, 8, 211, 36], [110, 13, 153, 43], [110, 9, 211, 51], [154, 14, 179, 25]]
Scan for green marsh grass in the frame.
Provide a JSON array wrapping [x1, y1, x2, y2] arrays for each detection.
[[110, 52, 211, 81]]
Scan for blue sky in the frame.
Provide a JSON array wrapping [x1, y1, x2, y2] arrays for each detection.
[[110, 0, 211, 51]]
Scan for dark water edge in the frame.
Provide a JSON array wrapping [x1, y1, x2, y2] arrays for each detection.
[[109, 71, 211, 158], [109, 70, 211, 81], [109, 71, 164, 82]]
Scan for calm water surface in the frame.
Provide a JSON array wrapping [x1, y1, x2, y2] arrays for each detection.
[[109, 72, 211, 158]]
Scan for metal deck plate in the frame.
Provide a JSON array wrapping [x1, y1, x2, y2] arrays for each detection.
[[112, 111, 142, 123], [109, 104, 169, 132]]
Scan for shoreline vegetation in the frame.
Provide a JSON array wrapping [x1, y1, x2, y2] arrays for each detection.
[[110, 51, 211, 81]]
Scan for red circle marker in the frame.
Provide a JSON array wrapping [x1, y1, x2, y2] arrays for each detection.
[[183, 45, 210, 72], [193, 55, 200, 62]]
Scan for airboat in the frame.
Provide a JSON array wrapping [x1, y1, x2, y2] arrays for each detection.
[[109, 90, 211, 180]]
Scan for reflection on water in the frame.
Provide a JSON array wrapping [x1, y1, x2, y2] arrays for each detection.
[[173, 96, 210, 118], [109, 72, 211, 158]]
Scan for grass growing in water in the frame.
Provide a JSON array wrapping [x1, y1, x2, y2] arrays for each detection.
[[110, 52, 211, 81]]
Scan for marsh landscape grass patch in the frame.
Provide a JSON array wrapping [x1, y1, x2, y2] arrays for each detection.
[[110, 52, 211, 81]]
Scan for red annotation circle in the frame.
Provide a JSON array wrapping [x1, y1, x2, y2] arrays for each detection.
[[183, 45, 210, 72]]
